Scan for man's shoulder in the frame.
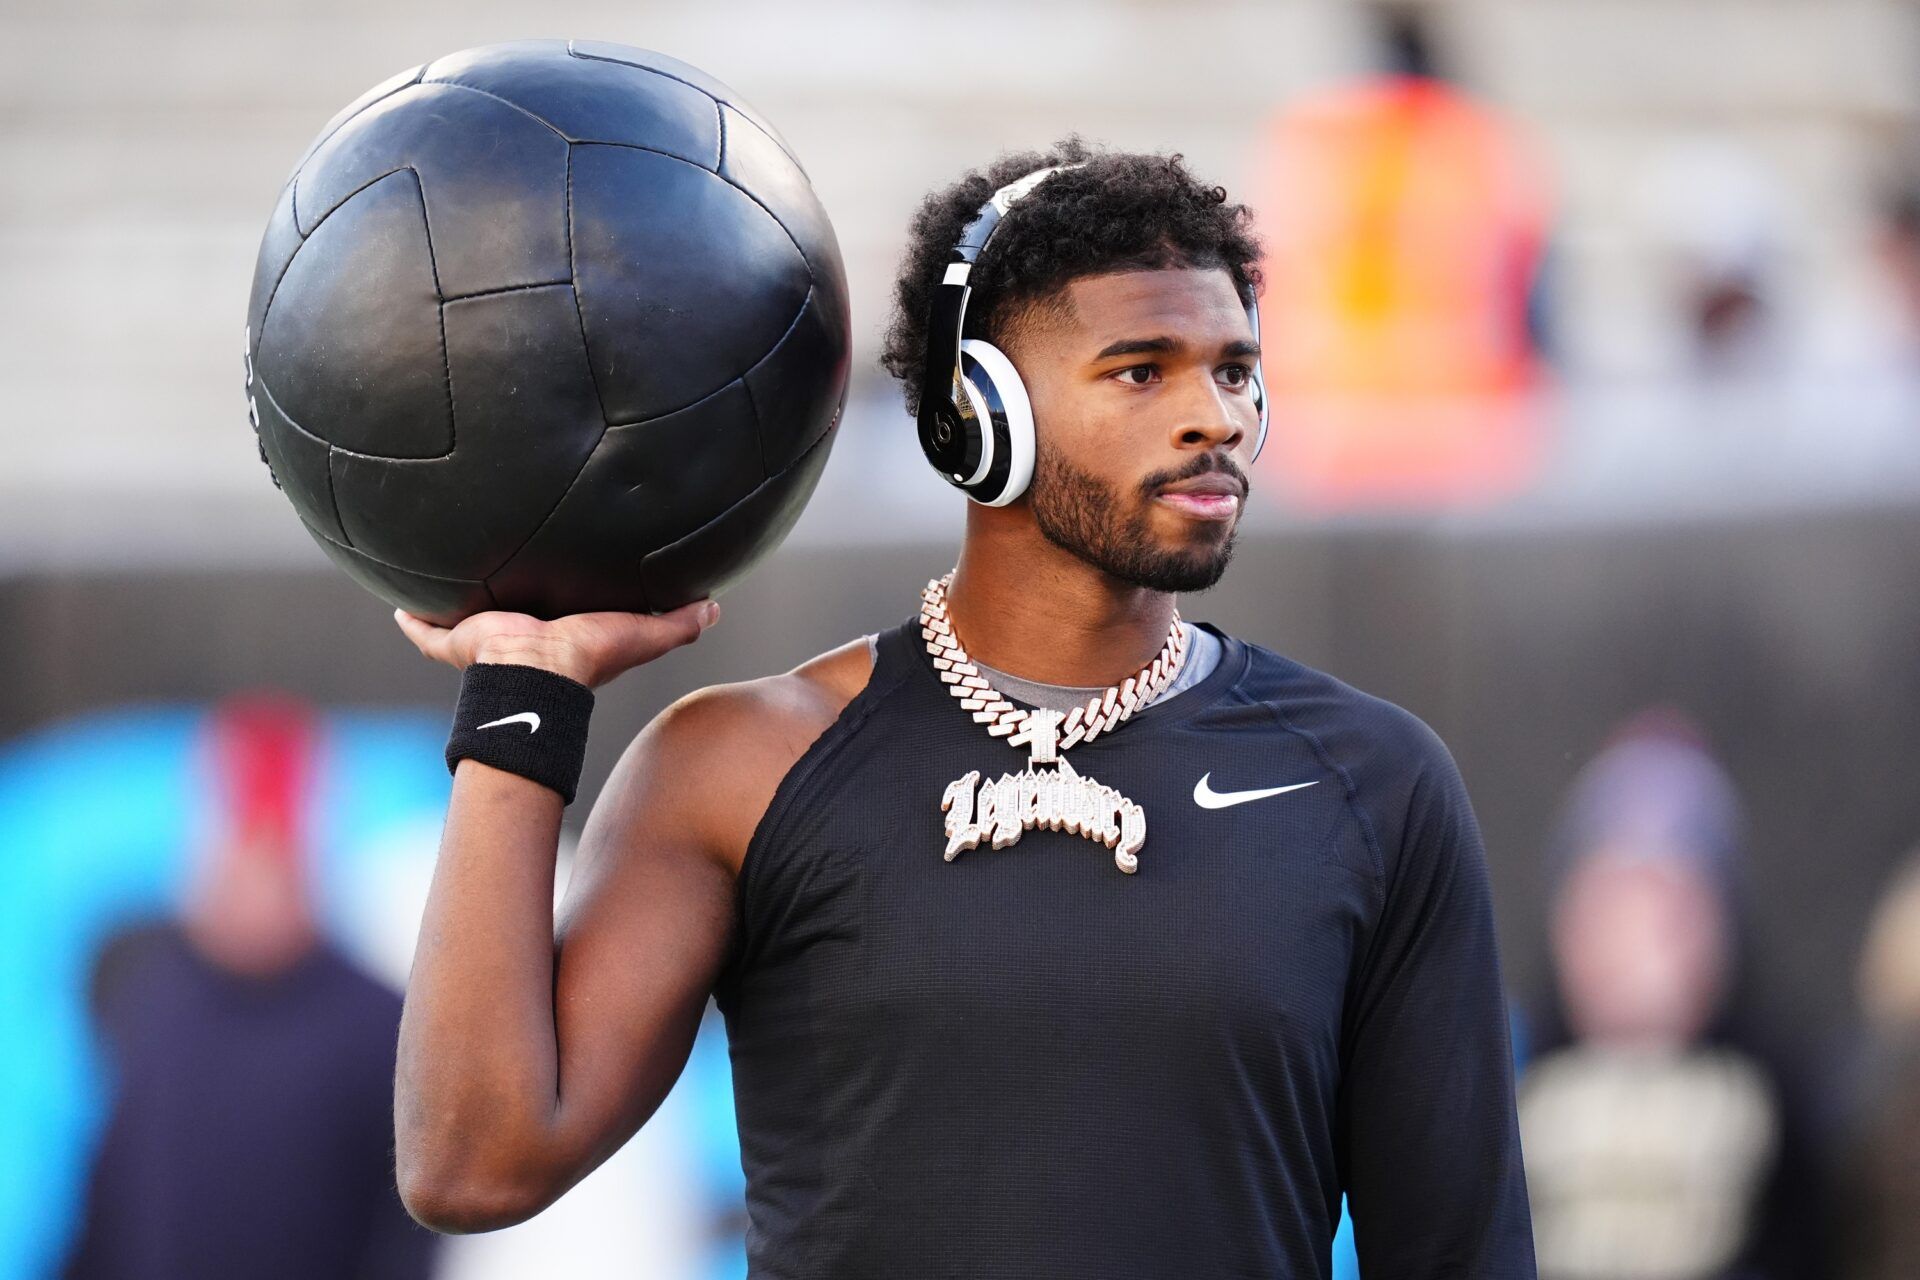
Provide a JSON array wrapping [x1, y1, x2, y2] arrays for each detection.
[[1214, 631, 1462, 833], [654, 633, 877, 757], [613, 635, 880, 866], [1219, 633, 1474, 878]]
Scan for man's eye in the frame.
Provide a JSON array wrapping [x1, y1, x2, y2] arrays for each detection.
[[1113, 365, 1158, 386], [1217, 363, 1251, 387]]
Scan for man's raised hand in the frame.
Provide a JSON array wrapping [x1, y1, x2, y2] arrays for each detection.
[[394, 600, 719, 689]]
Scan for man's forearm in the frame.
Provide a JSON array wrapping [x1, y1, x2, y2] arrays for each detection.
[[395, 761, 568, 1229], [384, 601, 721, 1233]]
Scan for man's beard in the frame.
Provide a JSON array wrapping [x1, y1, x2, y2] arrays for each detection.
[[1028, 447, 1244, 593]]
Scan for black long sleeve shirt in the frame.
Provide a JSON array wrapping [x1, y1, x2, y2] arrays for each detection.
[[713, 618, 1535, 1278]]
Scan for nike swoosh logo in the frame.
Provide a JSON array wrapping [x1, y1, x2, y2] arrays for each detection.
[[477, 711, 541, 734], [1193, 773, 1318, 809]]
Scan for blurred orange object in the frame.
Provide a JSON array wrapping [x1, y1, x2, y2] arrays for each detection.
[[1251, 75, 1552, 509]]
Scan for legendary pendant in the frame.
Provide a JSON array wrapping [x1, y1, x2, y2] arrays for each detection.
[[940, 750, 1148, 875], [920, 574, 1182, 877]]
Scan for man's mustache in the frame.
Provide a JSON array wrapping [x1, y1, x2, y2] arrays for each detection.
[[1138, 452, 1251, 501]]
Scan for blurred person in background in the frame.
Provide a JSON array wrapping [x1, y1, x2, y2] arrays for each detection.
[[1248, 0, 1552, 509], [1869, 172, 1920, 367], [1636, 138, 1785, 377], [1518, 709, 1826, 1280], [61, 695, 438, 1280], [1833, 847, 1920, 1280]]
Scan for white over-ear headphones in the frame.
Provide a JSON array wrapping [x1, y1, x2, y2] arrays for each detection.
[[915, 164, 1268, 506]]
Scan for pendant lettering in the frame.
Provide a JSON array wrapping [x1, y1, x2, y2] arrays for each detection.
[[940, 756, 1146, 873]]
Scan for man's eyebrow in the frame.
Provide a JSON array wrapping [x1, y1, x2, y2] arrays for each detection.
[[1091, 336, 1262, 360], [1092, 336, 1178, 361]]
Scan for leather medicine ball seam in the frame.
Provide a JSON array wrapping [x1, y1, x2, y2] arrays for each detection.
[[323, 447, 348, 549], [422, 55, 731, 175], [304, 515, 462, 575], [306, 525, 487, 584], [627, 418, 837, 607], [578, 140, 818, 285], [264, 163, 407, 335], [565, 47, 719, 112], [603, 287, 816, 430], [477, 288, 823, 586], [562, 41, 801, 172], [564, 42, 814, 175], [439, 278, 575, 304], [738, 291, 829, 477], [412, 167, 459, 463], [417, 79, 571, 146], [561, 146, 608, 429], [478, 301, 810, 583], [287, 66, 425, 228], [567, 143, 816, 423], [312, 530, 503, 613], [252, 376, 355, 548]]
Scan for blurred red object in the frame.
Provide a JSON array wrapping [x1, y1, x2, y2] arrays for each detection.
[[185, 693, 323, 978], [202, 692, 318, 870]]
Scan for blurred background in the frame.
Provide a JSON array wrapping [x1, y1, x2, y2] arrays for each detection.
[[4, 0, 1920, 1276]]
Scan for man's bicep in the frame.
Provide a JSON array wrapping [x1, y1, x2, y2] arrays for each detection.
[[1339, 735, 1535, 1276]]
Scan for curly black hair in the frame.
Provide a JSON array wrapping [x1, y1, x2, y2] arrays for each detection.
[[879, 137, 1263, 413]]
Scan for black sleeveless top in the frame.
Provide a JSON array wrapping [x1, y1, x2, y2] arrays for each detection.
[[712, 618, 1534, 1279]]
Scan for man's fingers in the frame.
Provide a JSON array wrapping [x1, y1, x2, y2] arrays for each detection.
[[583, 600, 719, 666], [394, 608, 452, 663], [636, 599, 720, 656], [657, 599, 720, 650]]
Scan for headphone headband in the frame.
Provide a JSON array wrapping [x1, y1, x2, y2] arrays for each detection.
[[952, 164, 1081, 270]]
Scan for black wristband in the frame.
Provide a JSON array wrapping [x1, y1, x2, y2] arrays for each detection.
[[445, 664, 596, 804]]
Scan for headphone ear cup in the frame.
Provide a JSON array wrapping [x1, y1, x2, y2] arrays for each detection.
[[1249, 362, 1268, 461], [957, 339, 1036, 506], [1245, 299, 1270, 462]]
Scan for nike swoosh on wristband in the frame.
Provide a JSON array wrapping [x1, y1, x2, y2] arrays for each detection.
[[477, 711, 541, 734], [1192, 773, 1318, 809]]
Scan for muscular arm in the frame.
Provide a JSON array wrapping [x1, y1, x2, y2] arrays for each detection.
[[390, 606, 868, 1234], [395, 705, 732, 1232]]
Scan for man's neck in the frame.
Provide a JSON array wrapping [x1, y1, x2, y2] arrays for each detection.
[[942, 515, 1176, 688]]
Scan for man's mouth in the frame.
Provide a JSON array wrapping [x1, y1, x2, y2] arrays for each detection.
[[1154, 474, 1244, 522]]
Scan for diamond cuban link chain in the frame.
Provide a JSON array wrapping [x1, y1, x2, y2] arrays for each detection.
[[920, 572, 1188, 873]]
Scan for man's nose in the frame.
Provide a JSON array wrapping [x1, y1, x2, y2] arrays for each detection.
[[1169, 373, 1248, 453]]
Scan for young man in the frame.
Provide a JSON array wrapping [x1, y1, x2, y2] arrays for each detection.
[[392, 140, 1536, 1278]]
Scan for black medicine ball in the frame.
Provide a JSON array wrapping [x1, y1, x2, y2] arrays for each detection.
[[243, 41, 849, 624]]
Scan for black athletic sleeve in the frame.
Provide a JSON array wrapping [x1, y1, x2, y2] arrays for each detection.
[[1337, 722, 1537, 1277]]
